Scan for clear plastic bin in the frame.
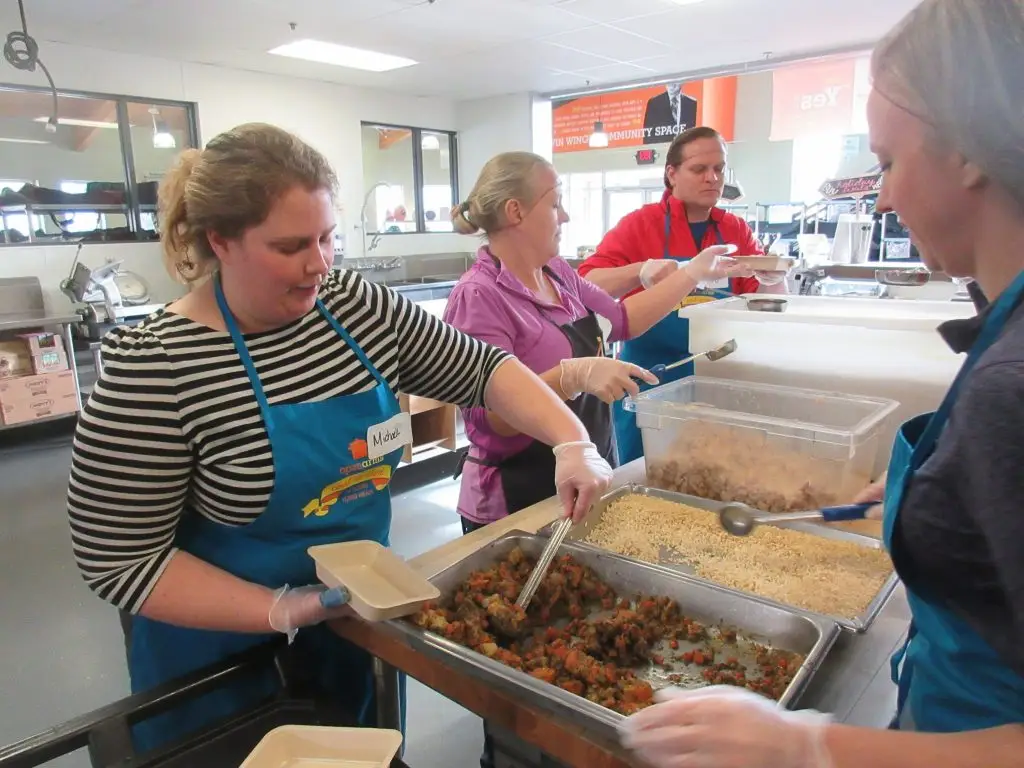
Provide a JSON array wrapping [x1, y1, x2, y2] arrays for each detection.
[[626, 377, 899, 513]]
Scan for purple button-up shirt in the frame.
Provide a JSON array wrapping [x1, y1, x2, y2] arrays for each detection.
[[443, 247, 630, 523]]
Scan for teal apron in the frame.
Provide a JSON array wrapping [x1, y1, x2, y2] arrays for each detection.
[[613, 204, 733, 463], [883, 268, 1024, 732], [127, 277, 407, 751]]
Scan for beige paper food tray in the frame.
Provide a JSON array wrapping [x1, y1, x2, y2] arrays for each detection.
[[309, 540, 440, 622], [241, 725, 402, 767], [733, 255, 796, 271]]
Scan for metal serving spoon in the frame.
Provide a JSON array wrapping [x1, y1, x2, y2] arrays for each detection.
[[718, 501, 876, 537]]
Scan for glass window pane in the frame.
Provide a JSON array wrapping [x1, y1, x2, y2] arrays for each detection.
[[420, 131, 454, 232], [361, 124, 416, 236], [606, 190, 644, 231], [0, 88, 130, 242], [559, 172, 604, 258], [127, 102, 192, 236], [604, 168, 663, 187]]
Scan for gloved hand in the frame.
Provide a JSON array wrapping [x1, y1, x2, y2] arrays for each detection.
[[683, 244, 754, 285], [618, 686, 834, 768], [268, 583, 352, 643], [552, 441, 614, 522], [753, 269, 789, 287], [640, 259, 680, 289], [852, 473, 887, 519], [559, 357, 659, 403]]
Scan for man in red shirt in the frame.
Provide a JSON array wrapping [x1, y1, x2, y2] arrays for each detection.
[[578, 125, 786, 463]]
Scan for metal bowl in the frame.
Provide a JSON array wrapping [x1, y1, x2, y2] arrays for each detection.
[[875, 268, 930, 287], [745, 297, 789, 313]]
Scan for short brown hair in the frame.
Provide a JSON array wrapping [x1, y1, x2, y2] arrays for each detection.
[[663, 126, 725, 190], [159, 123, 338, 284]]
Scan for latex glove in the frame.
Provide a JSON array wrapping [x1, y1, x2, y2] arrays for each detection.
[[559, 357, 659, 403], [753, 269, 789, 287], [852, 474, 887, 519], [269, 583, 351, 643], [619, 686, 834, 768], [552, 441, 614, 522], [683, 244, 754, 285], [640, 259, 680, 289]]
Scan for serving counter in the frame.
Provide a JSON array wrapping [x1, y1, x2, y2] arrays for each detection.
[[333, 460, 910, 767]]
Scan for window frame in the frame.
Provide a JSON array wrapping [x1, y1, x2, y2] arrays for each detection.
[[0, 82, 199, 246], [360, 121, 459, 235]]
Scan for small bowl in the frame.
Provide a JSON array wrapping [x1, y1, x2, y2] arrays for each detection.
[[745, 297, 788, 313]]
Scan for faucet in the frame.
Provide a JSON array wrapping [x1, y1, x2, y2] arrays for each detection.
[[360, 182, 391, 256]]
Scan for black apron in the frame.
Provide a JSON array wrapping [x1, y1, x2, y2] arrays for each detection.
[[456, 270, 617, 516]]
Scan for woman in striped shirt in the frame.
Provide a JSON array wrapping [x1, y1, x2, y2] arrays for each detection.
[[66, 122, 613, 750]]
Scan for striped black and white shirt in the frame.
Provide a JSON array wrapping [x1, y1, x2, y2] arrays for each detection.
[[67, 270, 510, 612]]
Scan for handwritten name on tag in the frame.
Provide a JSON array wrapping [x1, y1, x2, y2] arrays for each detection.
[[367, 413, 412, 460]]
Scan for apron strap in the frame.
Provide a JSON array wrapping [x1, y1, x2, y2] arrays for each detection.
[[213, 277, 396, 433]]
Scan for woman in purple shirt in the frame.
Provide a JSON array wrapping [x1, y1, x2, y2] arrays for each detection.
[[445, 151, 745, 534]]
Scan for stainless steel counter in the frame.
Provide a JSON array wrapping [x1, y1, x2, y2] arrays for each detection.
[[0, 311, 82, 333]]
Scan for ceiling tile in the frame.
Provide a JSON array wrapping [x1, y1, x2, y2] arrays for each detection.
[[556, 0, 679, 23], [568, 62, 658, 83], [545, 24, 670, 62]]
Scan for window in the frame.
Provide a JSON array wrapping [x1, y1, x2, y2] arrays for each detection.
[[0, 85, 197, 246], [360, 122, 458, 238], [560, 173, 604, 258]]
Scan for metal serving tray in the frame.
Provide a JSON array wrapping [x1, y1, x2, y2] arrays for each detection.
[[386, 533, 838, 732], [543, 484, 898, 633]]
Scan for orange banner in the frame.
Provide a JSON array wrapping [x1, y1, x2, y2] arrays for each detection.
[[552, 78, 736, 153], [770, 58, 858, 141]]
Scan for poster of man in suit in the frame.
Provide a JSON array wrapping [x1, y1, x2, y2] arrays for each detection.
[[643, 82, 698, 144]]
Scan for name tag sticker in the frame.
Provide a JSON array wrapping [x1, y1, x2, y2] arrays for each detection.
[[367, 413, 412, 460]]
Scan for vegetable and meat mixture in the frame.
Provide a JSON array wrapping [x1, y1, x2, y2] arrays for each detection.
[[411, 547, 803, 714]]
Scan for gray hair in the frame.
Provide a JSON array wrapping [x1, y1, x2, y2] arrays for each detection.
[[451, 151, 552, 236], [871, 0, 1024, 209]]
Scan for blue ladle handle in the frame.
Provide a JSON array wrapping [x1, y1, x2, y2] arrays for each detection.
[[820, 502, 875, 522]]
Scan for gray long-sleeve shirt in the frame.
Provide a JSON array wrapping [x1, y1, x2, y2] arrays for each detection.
[[893, 288, 1024, 677]]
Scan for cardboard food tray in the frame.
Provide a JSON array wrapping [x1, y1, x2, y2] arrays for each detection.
[[241, 725, 402, 767], [309, 540, 439, 622], [732, 255, 796, 271], [541, 484, 898, 633], [390, 532, 837, 732]]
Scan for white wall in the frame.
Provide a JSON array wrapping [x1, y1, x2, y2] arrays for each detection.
[[0, 40, 484, 308], [455, 93, 534, 198]]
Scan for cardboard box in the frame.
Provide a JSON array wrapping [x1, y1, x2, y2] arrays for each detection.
[[0, 340, 32, 379], [18, 332, 68, 374], [0, 370, 78, 425]]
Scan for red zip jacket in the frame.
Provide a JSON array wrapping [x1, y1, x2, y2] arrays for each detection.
[[578, 192, 762, 299]]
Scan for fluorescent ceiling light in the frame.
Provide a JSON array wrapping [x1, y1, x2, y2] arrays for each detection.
[[35, 117, 120, 129], [669, 0, 710, 4], [0, 137, 49, 144], [269, 39, 417, 72]]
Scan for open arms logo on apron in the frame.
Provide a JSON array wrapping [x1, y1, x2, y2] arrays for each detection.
[[302, 439, 394, 517]]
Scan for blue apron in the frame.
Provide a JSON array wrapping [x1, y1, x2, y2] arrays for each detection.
[[127, 278, 407, 751], [883, 268, 1024, 732], [613, 205, 733, 463]]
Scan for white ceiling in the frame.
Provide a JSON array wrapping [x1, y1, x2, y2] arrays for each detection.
[[4, 0, 918, 100]]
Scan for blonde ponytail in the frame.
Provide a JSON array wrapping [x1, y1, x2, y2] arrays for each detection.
[[451, 201, 481, 235]]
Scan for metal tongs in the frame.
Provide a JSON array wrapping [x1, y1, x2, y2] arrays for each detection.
[[516, 516, 574, 610]]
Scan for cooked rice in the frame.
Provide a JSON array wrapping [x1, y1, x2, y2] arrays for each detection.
[[585, 494, 893, 618]]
